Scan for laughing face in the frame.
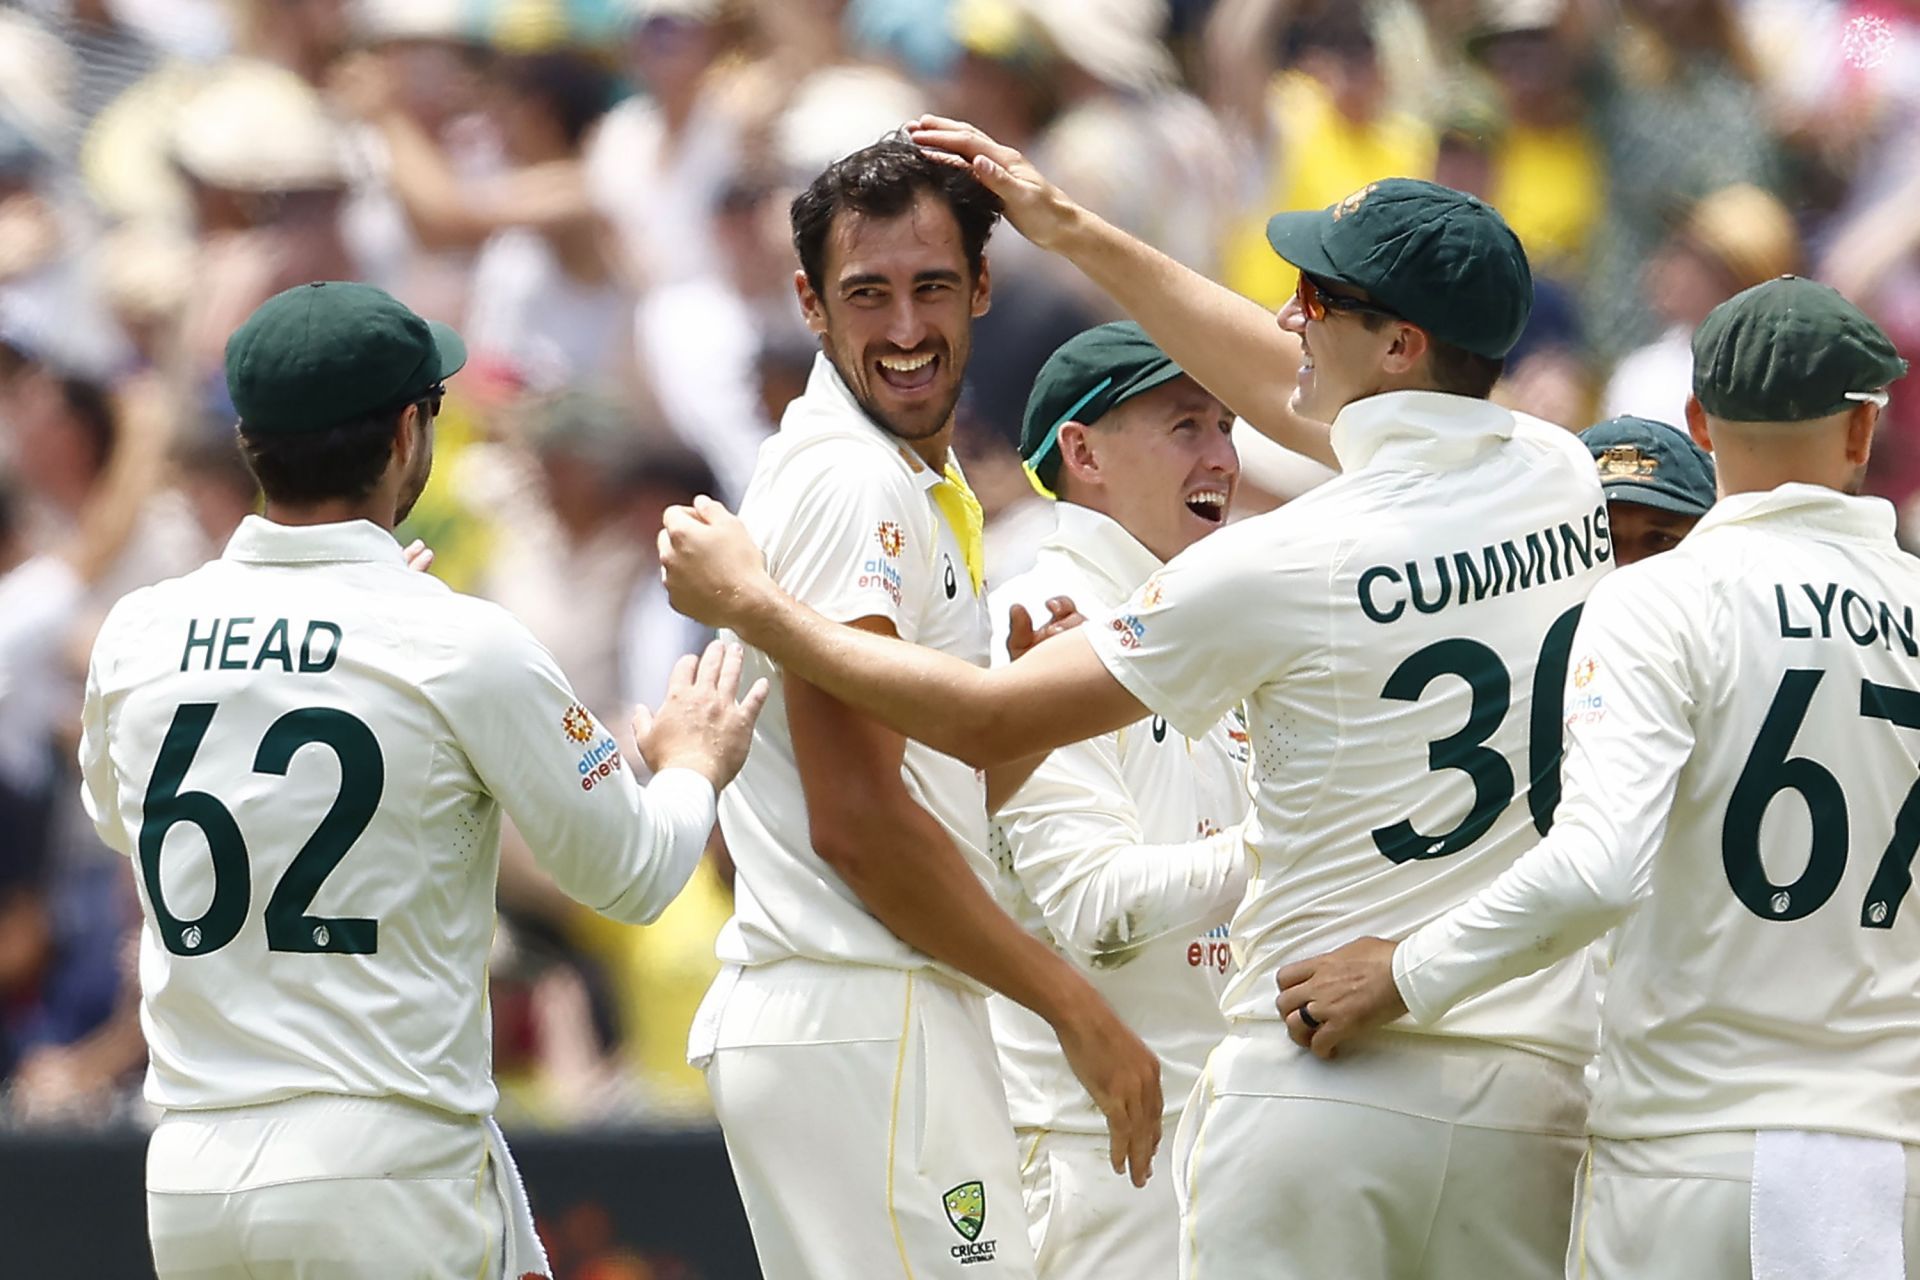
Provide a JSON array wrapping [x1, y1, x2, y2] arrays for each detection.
[[1058, 376, 1239, 562], [796, 191, 991, 452]]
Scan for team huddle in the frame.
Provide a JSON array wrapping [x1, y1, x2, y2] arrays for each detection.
[[80, 113, 1911, 1280]]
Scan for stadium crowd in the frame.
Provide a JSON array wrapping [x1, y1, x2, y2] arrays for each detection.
[[0, 0, 1915, 1132]]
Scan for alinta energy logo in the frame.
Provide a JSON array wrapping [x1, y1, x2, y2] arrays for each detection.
[[1843, 14, 1896, 70], [562, 703, 594, 744]]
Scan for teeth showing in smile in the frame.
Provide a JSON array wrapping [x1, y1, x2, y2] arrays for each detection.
[[878, 353, 934, 372], [1186, 490, 1227, 521]]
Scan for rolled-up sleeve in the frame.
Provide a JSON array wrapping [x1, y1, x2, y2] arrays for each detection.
[[443, 609, 714, 924], [1394, 569, 1698, 1021]]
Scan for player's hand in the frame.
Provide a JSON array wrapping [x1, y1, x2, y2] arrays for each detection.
[[403, 539, 435, 574], [906, 115, 1079, 252], [633, 639, 771, 790], [658, 496, 780, 636], [1052, 996, 1163, 1187], [1005, 596, 1084, 662], [1275, 937, 1405, 1060]]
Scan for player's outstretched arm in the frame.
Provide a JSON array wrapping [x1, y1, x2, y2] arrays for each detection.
[[658, 499, 1146, 766], [791, 639, 1163, 1185], [906, 114, 1334, 470], [632, 638, 770, 792]]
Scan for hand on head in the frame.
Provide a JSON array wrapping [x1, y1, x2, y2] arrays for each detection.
[[906, 116, 1076, 252]]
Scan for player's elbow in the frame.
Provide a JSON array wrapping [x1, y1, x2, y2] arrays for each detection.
[[807, 795, 896, 887], [938, 701, 1030, 771]]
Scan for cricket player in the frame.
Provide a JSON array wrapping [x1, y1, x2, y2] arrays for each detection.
[[1583, 415, 1716, 565], [991, 322, 1250, 1277], [1277, 278, 1917, 1278], [659, 121, 1614, 1278], [683, 139, 1160, 1280], [79, 281, 767, 1280]]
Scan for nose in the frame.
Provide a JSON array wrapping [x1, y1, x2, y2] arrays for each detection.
[[1204, 422, 1241, 480], [885, 295, 929, 351], [1277, 297, 1306, 335]]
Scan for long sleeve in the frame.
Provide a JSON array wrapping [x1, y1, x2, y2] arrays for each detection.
[[442, 608, 714, 924], [1394, 569, 1698, 1021], [78, 648, 132, 857], [998, 726, 1249, 966]]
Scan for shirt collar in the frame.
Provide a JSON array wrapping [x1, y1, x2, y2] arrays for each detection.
[[790, 353, 949, 493], [221, 515, 408, 566], [1041, 503, 1165, 596], [1691, 482, 1898, 545], [1330, 390, 1517, 472]]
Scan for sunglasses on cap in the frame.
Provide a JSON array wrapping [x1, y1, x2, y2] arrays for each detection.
[[1846, 388, 1892, 409], [1295, 273, 1403, 323]]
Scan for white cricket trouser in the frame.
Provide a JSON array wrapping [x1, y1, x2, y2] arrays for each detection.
[[146, 1094, 511, 1280], [1176, 1023, 1586, 1280], [1018, 1127, 1180, 1280], [695, 959, 1038, 1280], [1568, 1131, 1920, 1279]]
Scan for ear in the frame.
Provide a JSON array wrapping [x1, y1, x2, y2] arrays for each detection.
[[795, 269, 828, 338], [1684, 395, 1713, 453], [1056, 421, 1099, 488], [391, 404, 418, 467], [970, 256, 992, 319], [1385, 323, 1430, 376], [1846, 400, 1880, 466]]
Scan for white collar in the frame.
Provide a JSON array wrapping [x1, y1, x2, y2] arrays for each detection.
[[1330, 390, 1517, 472], [1691, 482, 1898, 546], [1040, 503, 1165, 596], [785, 353, 952, 493], [221, 516, 406, 566]]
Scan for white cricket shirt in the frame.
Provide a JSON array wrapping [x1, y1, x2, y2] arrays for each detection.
[[80, 517, 716, 1117], [1087, 391, 1610, 1066], [1396, 485, 1920, 1143], [713, 355, 995, 978], [987, 504, 1251, 1132]]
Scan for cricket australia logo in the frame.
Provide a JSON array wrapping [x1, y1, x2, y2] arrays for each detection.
[[944, 1181, 997, 1263], [944, 1182, 984, 1241]]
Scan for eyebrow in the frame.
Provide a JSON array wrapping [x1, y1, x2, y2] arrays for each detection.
[[838, 269, 967, 290]]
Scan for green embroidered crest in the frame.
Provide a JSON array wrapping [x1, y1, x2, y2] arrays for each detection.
[[943, 1181, 985, 1242]]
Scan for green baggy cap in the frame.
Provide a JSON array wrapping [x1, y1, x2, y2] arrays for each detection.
[[1265, 178, 1533, 360], [1692, 275, 1908, 423], [1020, 321, 1189, 495], [1582, 416, 1716, 517], [226, 281, 467, 435]]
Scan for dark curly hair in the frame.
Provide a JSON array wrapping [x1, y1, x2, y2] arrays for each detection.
[[790, 136, 1004, 296]]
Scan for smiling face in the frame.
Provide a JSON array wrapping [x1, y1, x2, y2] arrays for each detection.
[[1056, 376, 1239, 561], [1277, 279, 1407, 423], [796, 191, 991, 453]]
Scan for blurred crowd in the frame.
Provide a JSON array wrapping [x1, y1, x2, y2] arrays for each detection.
[[0, 0, 1915, 1130]]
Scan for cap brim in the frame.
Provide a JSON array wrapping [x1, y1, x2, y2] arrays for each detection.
[[1107, 358, 1190, 412], [1264, 210, 1345, 280], [429, 320, 467, 381], [1602, 481, 1712, 517]]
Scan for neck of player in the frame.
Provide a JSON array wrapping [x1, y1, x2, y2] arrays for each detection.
[[1692, 402, 1877, 501]]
